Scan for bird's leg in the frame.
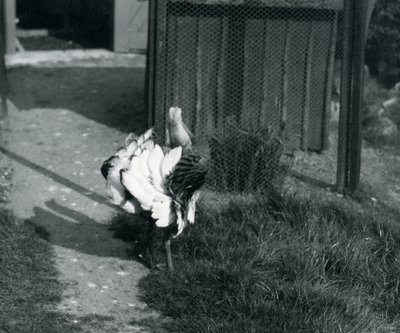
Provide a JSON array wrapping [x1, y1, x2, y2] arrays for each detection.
[[162, 231, 174, 272], [165, 239, 173, 272], [146, 220, 157, 269]]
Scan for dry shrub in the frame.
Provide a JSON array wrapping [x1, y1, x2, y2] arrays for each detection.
[[208, 123, 292, 193]]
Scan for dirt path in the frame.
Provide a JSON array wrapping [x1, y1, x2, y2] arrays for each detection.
[[3, 57, 166, 332]]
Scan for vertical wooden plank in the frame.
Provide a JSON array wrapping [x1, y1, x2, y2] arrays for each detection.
[[195, 18, 202, 138], [0, 0, 8, 115], [175, 15, 198, 135], [308, 20, 332, 151], [261, 19, 286, 132], [225, 9, 245, 123], [4, 0, 15, 54], [165, 15, 178, 114], [241, 18, 264, 130], [281, 20, 290, 146], [302, 21, 314, 150], [198, 17, 221, 141], [217, 16, 228, 132], [286, 19, 309, 150]]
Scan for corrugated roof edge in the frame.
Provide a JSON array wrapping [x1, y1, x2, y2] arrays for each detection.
[[168, 0, 343, 10]]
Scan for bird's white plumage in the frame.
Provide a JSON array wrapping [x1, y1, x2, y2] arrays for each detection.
[[103, 129, 153, 212], [115, 138, 184, 229], [103, 125, 202, 239], [187, 191, 200, 224], [122, 155, 171, 212], [147, 145, 165, 192], [138, 149, 151, 179], [175, 203, 187, 237], [152, 200, 175, 228]]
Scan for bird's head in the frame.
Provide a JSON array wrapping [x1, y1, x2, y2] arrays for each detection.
[[101, 155, 119, 179], [168, 106, 182, 124]]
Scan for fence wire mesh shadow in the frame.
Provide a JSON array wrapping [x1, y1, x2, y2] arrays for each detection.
[[150, 1, 354, 194]]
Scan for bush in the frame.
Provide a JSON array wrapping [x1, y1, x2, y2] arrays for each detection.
[[366, 0, 400, 87], [208, 124, 291, 193]]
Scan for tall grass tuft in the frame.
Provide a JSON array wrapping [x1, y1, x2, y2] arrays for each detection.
[[208, 123, 291, 193], [139, 191, 400, 332]]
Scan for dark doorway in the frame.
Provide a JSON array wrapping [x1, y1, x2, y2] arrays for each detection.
[[16, 0, 113, 50]]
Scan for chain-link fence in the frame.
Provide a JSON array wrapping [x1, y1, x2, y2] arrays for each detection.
[[148, 0, 371, 194]]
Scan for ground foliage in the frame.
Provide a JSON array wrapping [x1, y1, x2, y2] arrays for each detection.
[[139, 190, 400, 332]]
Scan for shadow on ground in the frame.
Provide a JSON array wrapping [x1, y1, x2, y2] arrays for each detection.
[[25, 199, 155, 266], [8, 67, 147, 134]]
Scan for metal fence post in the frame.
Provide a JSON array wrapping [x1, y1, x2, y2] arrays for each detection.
[[0, 0, 8, 116], [336, 0, 367, 194], [146, 0, 156, 129]]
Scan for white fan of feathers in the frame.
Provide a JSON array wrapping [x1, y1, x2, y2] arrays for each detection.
[[104, 128, 197, 238]]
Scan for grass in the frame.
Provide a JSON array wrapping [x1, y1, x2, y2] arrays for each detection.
[[136, 190, 400, 333], [208, 124, 291, 193], [0, 210, 80, 333]]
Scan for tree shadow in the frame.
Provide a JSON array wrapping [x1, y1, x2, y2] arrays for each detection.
[[7, 66, 148, 134], [0, 145, 115, 209]]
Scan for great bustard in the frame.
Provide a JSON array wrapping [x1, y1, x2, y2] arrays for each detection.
[[101, 107, 206, 271]]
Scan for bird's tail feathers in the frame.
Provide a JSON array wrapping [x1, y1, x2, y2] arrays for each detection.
[[147, 144, 165, 192], [120, 198, 142, 214], [153, 199, 175, 228], [187, 191, 200, 224], [160, 146, 182, 179], [138, 128, 154, 146], [174, 203, 188, 238]]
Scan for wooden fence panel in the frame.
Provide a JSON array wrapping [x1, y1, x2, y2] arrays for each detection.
[[159, 2, 338, 152]]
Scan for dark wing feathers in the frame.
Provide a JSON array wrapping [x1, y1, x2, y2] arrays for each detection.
[[166, 154, 207, 202]]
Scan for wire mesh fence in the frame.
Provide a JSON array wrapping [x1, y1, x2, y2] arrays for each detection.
[[149, 0, 367, 194]]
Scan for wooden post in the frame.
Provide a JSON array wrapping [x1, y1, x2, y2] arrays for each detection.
[[322, 11, 338, 151], [4, 0, 15, 54], [336, 0, 367, 194], [146, 0, 156, 128], [0, 0, 8, 116], [113, 0, 148, 53], [147, 0, 168, 143], [348, 0, 367, 192]]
